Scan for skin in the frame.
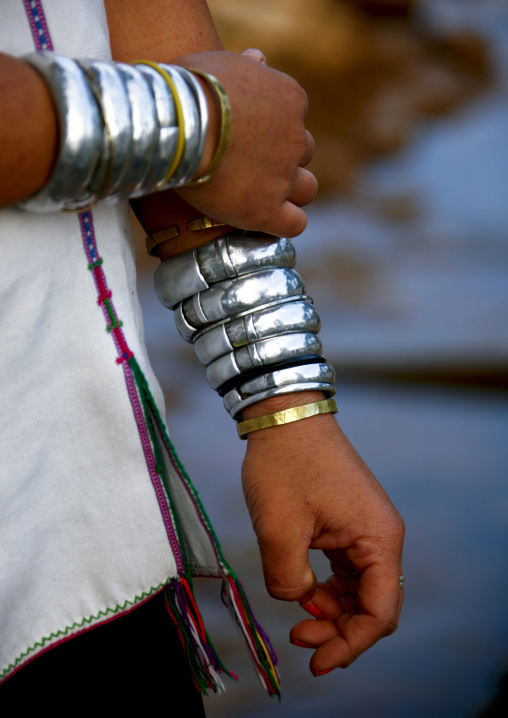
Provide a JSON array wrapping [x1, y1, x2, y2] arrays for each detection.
[[0, 0, 405, 677]]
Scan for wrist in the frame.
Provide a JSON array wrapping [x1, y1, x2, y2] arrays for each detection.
[[241, 392, 339, 443], [131, 190, 235, 259]]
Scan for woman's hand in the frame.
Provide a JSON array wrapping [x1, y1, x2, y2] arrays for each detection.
[[173, 50, 318, 238], [241, 400, 405, 675]]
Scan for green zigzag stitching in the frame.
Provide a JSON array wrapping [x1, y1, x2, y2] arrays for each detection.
[[0, 577, 172, 680]]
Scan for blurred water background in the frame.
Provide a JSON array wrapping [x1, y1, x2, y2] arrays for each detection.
[[133, 1, 508, 715]]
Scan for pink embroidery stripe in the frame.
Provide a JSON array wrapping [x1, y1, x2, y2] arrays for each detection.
[[22, 0, 184, 572], [23, 0, 53, 51], [78, 213, 184, 572]]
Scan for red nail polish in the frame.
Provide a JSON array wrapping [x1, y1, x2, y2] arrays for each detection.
[[314, 668, 334, 677], [301, 601, 325, 620], [291, 638, 313, 648]]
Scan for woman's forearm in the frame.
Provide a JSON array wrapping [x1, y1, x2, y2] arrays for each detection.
[[105, 0, 228, 254], [0, 53, 58, 207], [104, 0, 223, 62]]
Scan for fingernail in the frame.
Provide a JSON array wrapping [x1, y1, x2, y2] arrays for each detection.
[[298, 591, 316, 605], [301, 601, 325, 620], [290, 638, 313, 648], [313, 668, 334, 677]]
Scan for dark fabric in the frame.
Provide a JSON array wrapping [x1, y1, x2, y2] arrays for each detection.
[[1, 591, 207, 714]]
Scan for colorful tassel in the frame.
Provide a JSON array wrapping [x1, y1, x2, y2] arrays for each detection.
[[165, 576, 237, 695], [221, 574, 281, 699]]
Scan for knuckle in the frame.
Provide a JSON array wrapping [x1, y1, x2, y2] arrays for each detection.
[[382, 615, 400, 637]]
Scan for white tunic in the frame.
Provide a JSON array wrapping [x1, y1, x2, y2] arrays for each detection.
[[0, 0, 224, 682]]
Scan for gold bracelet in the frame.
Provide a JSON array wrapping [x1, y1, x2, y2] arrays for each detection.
[[236, 398, 338, 439], [187, 216, 225, 232], [185, 69, 231, 186], [135, 60, 186, 184], [145, 225, 179, 256], [145, 216, 225, 256]]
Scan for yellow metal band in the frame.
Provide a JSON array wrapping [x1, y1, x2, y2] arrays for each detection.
[[135, 60, 186, 184], [187, 216, 225, 232], [145, 225, 180, 256], [237, 398, 338, 439], [185, 69, 232, 186]]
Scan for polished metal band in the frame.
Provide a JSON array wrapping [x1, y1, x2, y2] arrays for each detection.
[[194, 299, 320, 365], [175, 293, 311, 342], [154, 233, 295, 309], [115, 63, 160, 196], [223, 361, 336, 416], [236, 398, 338, 439], [134, 63, 180, 195], [137, 63, 177, 127], [180, 267, 305, 330], [225, 381, 337, 420], [206, 332, 323, 390], [197, 233, 295, 284], [151, 225, 336, 424], [79, 59, 134, 201], [157, 64, 201, 186], [172, 67, 209, 183], [20, 53, 104, 212], [20, 53, 216, 211]]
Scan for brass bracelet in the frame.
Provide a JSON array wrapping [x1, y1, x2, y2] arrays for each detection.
[[185, 69, 231, 186], [145, 225, 180, 256], [188, 216, 225, 232], [236, 398, 337, 439], [145, 216, 224, 256]]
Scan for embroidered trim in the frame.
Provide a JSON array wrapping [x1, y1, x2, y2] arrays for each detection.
[[0, 580, 168, 680], [19, 1, 280, 697], [78, 211, 185, 570], [22, 0, 53, 51]]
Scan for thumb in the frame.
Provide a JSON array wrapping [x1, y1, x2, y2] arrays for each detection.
[[257, 530, 317, 604]]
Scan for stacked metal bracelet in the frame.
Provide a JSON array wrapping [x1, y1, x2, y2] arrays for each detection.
[[154, 230, 336, 422], [20, 52, 226, 211]]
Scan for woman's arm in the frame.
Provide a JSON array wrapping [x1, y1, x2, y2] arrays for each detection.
[[0, 53, 58, 207], [105, 0, 317, 241], [105, 0, 405, 676]]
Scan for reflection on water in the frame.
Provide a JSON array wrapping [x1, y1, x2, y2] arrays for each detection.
[[135, 2, 508, 716]]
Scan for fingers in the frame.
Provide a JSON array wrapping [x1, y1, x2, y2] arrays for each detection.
[[301, 130, 315, 168], [287, 167, 318, 208], [242, 48, 267, 66], [290, 559, 403, 674], [256, 521, 317, 602], [270, 201, 308, 238]]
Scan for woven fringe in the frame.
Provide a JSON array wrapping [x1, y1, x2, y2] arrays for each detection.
[[165, 576, 237, 695], [129, 357, 280, 698], [222, 574, 281, 699]]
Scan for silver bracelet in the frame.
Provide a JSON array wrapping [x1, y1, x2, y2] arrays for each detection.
[[20, 53, 218, 210], [175, 293, 311, 342], [225, 378, 337, 420], [154, 233, 295, 309], [179, 268, 306, 330], [197, 233, 295, 284], [194, 299, 320, 366], [171, 67, 209, 183], [206, 332, 323, 390], [223, 362, 336, 417], [137, 63, 177, 128], [20, 53, 104, 212], [157, 64, 201, 186], [133, 64, 180, 195], [114, 63, 160, 196], [78, 60, 133, 202]]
